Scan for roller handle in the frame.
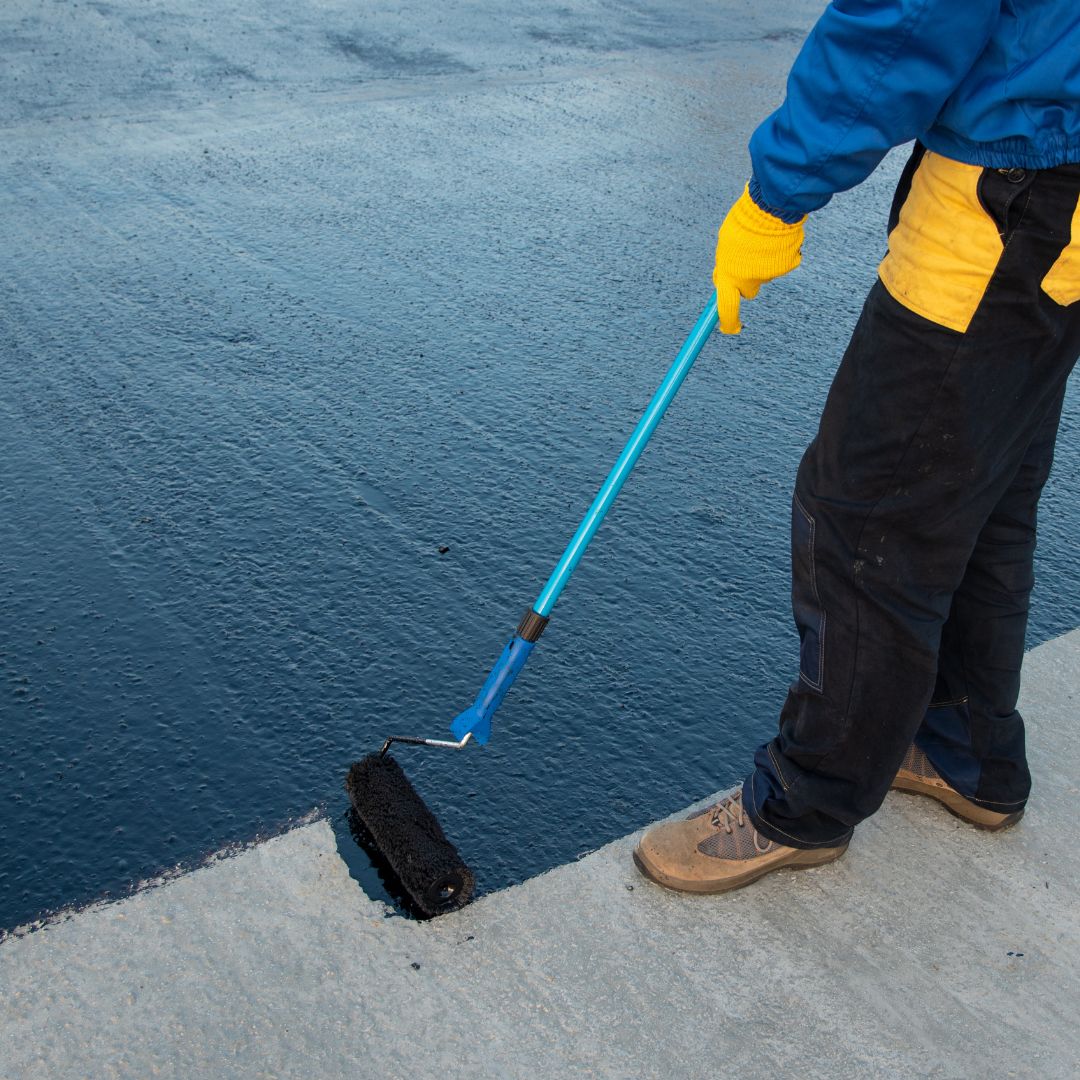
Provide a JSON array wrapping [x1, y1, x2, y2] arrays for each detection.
[[452, 296, 719, 744], [533, 296, 719, 617]]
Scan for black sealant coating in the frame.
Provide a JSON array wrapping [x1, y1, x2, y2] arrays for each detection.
[[3, 1, 1080, 932], [346, 755, 474, 916]]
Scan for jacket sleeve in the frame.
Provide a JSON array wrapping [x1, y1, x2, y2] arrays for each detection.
[[749, 0, 1001, 219]]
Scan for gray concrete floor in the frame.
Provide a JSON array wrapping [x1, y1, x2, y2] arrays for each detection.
[[3, 628, 1079, 1079]]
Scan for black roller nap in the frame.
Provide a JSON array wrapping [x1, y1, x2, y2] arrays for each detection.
[[345, 754, 475, 917]]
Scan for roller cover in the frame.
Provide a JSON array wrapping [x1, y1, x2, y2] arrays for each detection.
[[345, 754, 475, 916]]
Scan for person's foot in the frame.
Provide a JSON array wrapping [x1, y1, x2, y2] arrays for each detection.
[[633, 787, 848, 894], [890, 744, 1024, 831]]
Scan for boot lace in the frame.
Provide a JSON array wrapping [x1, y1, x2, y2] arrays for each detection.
[[709, 790, 748, 834], [709, 790, 774, 854]]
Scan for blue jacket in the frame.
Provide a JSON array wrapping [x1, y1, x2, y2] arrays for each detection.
[[749, 0, 1080, 221]]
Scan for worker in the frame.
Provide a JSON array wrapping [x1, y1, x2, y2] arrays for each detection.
[[634, 0, 1080, 894]]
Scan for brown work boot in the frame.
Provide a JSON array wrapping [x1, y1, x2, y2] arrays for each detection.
[[891, 744, 1024, 831], [633, 787, 848, 894]]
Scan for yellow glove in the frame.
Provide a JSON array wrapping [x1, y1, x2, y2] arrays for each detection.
[[713, 185, 806, 334]]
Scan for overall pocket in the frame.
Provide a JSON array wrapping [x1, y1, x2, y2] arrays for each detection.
[[879, 151, 1007, 332]]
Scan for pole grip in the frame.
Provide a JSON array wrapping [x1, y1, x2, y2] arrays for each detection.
[[449, 635, 536, 745]]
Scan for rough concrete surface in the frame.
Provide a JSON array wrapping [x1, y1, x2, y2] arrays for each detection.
[[3, 628, 1079, 1079]]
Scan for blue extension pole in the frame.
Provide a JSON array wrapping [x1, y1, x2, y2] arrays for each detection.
[[451, 297, 719, 744]]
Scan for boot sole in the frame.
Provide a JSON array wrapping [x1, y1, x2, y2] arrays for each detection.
[[632, 842, 848, 895], [891, 776, 1024, 832]]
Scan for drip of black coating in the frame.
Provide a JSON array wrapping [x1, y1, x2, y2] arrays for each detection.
[[344, 754, 475, 917]]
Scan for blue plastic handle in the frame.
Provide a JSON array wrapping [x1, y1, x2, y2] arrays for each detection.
[[451, 296, 718, 743], [534, 296, 719, 616], [450, 635, 535, 745]]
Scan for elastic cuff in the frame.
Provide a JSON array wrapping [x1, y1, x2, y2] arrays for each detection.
[[748, 175, 806, 225]]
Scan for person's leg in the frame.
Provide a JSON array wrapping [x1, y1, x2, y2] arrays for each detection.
[[910, 390, 1066, 816], [635, 156, 1080, 893], [746, 158, 1080, 850]]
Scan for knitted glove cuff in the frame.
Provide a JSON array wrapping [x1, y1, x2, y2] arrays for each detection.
[[731, 184, 807, 240], [715, 186, 805, 286]]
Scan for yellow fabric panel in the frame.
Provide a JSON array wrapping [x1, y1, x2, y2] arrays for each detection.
[[879, 152, 1003, 333], [1041, 194, 1080, 307]]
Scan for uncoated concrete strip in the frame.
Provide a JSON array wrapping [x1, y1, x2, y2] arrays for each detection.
[[3, 632, 1080, 1079]]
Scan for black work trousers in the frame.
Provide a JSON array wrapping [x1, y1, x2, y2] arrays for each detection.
[[745, 152, 1080, 849]]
